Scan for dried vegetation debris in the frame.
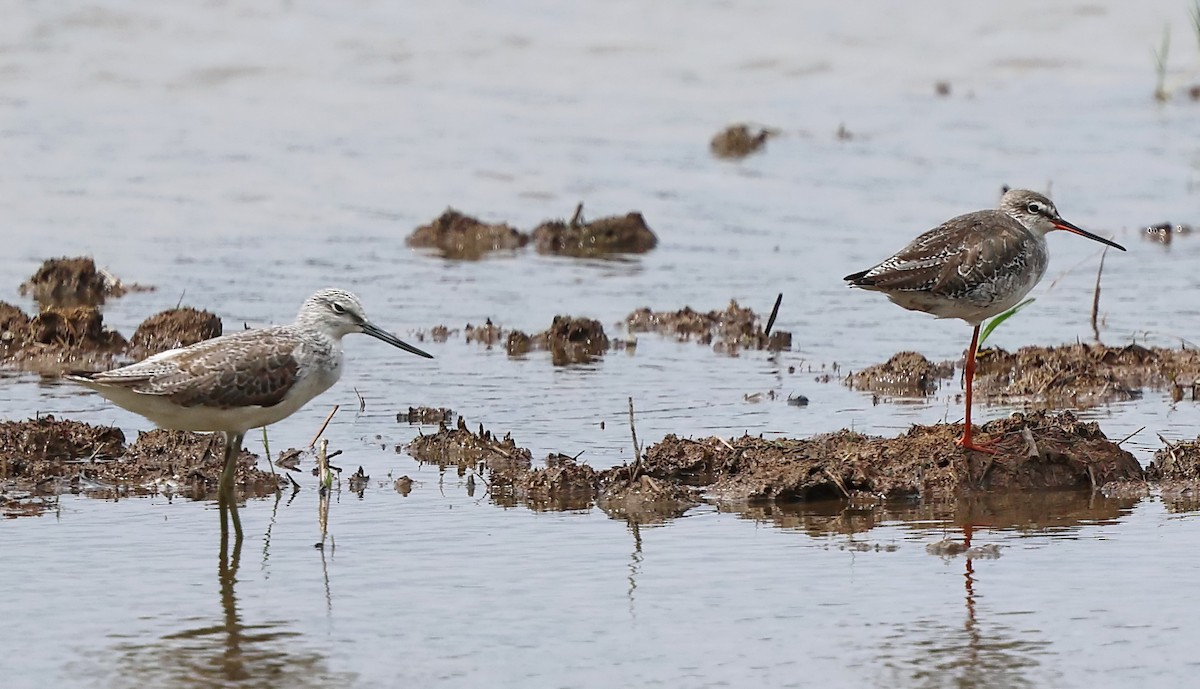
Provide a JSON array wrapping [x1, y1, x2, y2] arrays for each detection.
[[0, 417, 276, 500], [18, 257, 151, 308], [1146, 437, 1200, 481], [406, 208, 528, 259], [625, 300, 791, 352], [847, 351, 953, 396]]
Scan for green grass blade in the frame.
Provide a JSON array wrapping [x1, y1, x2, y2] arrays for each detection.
[[978, 298, 1035, 348]]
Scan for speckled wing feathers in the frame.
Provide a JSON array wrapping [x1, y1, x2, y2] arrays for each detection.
[[81, 327, 302, 409], [848, 210, 1039, 305]]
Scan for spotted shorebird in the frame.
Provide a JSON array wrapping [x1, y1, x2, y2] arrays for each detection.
[[844, 189, 1126, 451], [68, 288, 433, 538]]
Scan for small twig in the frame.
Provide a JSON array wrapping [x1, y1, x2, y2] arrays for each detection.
[[628, 397, 642, 482], [764, 293, 783, 337], [308, 405, 340, 449], [1116, 426, 1146, 447], [1021, 426, 1040, 458], [353, 388, 365, 413], [175, 290, 186, 310], [261, 427, 277, 477], [1091, 246, 1109, 342], [716, 437, 736, 452], [570, 202, 584, 226], [823, 468, 850, 498]]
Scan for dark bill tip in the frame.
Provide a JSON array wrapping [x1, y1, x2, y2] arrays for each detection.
[[361, 322, 434, 359]]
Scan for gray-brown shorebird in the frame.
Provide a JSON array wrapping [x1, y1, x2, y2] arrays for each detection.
[[844, 189, 1125, 451], [68, 288, 434, 539]]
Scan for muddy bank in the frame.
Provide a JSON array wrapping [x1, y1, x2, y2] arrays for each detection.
[[625, 300, 792, 353], [974, 342, 1200, 406], [18, 257, 150, 308], [0, 302, 224, 374], [847, 351, 953, 396], [710, 124, 775, 159], [406, 209, 528, 259], [645, 411, 1142, 502], [532, 205, 658, 257], [406, 418, 699, 521], [0, 417, 279, 505]]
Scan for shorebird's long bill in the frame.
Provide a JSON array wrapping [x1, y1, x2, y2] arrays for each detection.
[[1054, 220, 1127, 252], [362, 322, 434, 359]]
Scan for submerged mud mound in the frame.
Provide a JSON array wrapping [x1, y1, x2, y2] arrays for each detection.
[[974, 343, 1200, 407], [407, 209, 528, 259], [1146, 437, 1200, 481], [625, 300, 791, 353], [848, 351, 953, 396], [18, 257, 148, 307], [0, 302, 32, 353], [710, 124, 775, 159], [128, 307, 223, 358], [398, 406, 456, 424], [406, 416, 533, 474], [0, 418, 276, 500], [532, 206, 658, 256], [641, 411, 1142, 501], [1143, 222, 1193, 245], [0, 304, 127, 373]]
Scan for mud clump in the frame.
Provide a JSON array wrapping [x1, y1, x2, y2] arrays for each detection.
[[848, 351, 953, 396], [465, 319, 505, 347], [504, 316, 609, 364], [128, 308, 223, 358], [532, 205, 657, 257], [1146, 438, 1200, 481], [1143, 222, 1193, 245], [407, 417, 533, 474], [974, 343, 1200, 407], [0, 419, 276, 503], [398, 406, 456, 425], [625, 300, 791, 353], [710, 124, 775, 159], [19, 257, 149, 307], [642, 411, 1142, 501], [407, 209, 528, 259], [0, 302, 32, 353]]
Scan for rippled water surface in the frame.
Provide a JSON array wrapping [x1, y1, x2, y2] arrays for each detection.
[[4, 1, 1200, 687]]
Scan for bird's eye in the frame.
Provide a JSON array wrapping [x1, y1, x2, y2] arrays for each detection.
[[1027, 203, 1042, 214], [330, 303, 346, 314]]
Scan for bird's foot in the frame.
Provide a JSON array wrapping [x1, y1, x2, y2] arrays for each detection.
[[956, 432, 998, 454]]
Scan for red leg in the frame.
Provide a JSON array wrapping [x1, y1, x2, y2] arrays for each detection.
[[957, 325, 996, 454]]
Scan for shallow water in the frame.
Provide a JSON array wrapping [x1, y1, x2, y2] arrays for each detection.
[[4, 1, 1200, 686]]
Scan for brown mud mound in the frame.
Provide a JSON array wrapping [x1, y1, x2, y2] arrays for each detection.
[[1146, 437, 1200, 481], [406, 417, 533, 474], [710, 124, 775, 159], [1143, 222, 1193, 245], [19, 257, 149, 307], [1, 305, 127, 373], [974, 343, 1200, 407], [641, 411, 1142, 501], [407, 209, 528, 259], [405, 420, 700, 521], [0, 418, 276, 501], [848, 351, 953, 396], [128, 308, 223, 358], [465, 319, 505, 347], [0, 302, 32, 353], [625, 300, 791, 353], [505, 316, 610, 364], [532, 205, 657, 256]]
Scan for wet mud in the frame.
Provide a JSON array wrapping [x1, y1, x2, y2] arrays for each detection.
[[973, 343, 1200, 406], [0, 303, 128, 373], [398, 406, 456, 425], [406, 209, 528, 259], [625, 300, 792, 353], [709, 124, 776, 159], [531, 205, 658, 256], [1146, 437, 1200, 481], [128, 307, 223, 358], [437, 316, 612, 364], [18, 257, 149, 307], [0, 417, 278, 511], [847, 351, 953, 396], [405, 411, 1141, 524]]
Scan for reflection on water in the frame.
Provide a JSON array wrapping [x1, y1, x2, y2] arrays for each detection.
[[111, 505, 355, 688], [726, 490, 1142, 538], [878, 556, 1052, 689]]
